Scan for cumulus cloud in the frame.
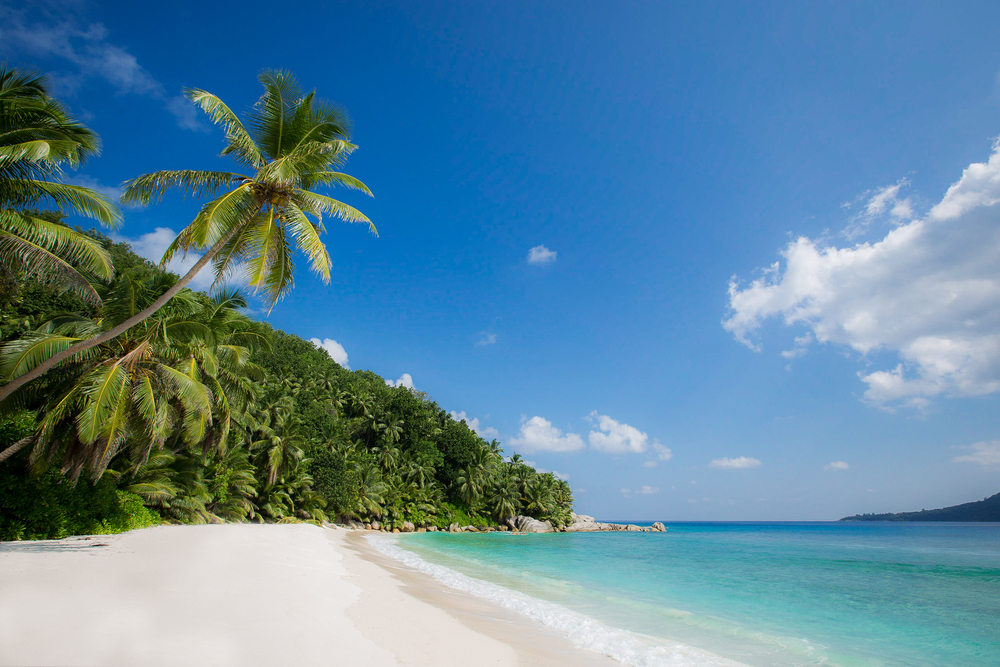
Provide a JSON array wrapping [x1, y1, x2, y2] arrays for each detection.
[[724, 140, 1000, 409], [386, 373, 414, 389], [641, 443, 673, 467], [116, 227, 216, 291], [652, 443, 673, 461], [476, 333, 497, 346], [952, 440, 1000, 468], [621, 485, 659, 497], [527, 245, 557, 265], [709, 456, 761, 469], [824, 461, 850, 471], [310, 338, 350, 369], [587, 412, 649, 454], [508, 416, 585, 453], [0, 5, 204, 130], [449, 411, 500, 440]]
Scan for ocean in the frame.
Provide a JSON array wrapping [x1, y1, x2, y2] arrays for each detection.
[[368, 522, 1000, 667]]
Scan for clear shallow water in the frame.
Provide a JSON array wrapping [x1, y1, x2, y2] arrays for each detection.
[[372, 523, 1000, 667]]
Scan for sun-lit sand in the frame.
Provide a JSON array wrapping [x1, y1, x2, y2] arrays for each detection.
[[0, 524, 615, 666]]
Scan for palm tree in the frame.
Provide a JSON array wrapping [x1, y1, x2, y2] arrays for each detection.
[[0, 286, 213, 480], [251, 409, 305, 485], [355, 460, 387, 519], [0, 275, 263, 477], [0, 69, 372, 403], [490, 473, 521, 522], [455, 465, 483, 508], [0, 66, 120, 309]]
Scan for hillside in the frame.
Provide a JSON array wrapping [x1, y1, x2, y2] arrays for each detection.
[[840, 492, 1000, 522]]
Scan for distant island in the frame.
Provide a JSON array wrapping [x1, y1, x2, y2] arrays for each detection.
[[840, 492, 1000, 522]]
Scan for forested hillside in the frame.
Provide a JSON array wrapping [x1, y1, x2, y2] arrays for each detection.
[[840, 493, 1000, 522], [0, 224, 573, 540]]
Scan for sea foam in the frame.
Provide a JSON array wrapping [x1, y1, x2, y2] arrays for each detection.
[[366, 534, 749, 667]]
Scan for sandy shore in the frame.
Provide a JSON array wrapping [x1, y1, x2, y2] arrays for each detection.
[[0, 524, 618, 666]]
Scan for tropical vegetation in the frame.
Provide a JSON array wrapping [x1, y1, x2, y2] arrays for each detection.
[[0, 67, 574, 540]]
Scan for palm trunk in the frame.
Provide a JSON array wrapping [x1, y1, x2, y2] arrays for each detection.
[[0, 435, 32, 464], [0, 227, 240, 406]]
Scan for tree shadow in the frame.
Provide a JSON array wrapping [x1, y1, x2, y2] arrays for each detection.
[[0, 537, 111, 553]]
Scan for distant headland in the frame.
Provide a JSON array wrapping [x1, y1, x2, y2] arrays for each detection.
[[840, 492, 1000, 522]]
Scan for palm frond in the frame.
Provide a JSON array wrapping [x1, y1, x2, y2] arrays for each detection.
[[303, 170, 373, 196], [0, 332, 91, 380], [283, 201, 331, 282], [185, 89, 265, 168], [121, 170, 247, 205], [1, 209, 114, 280], [162, 182, 258, 263], [3, 179, 121, 227], [0, 229, 104, 306], [293, 190, 377, 235]]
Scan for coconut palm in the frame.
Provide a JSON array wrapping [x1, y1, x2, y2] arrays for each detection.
[[0, 281, 217, 480], [490, 473, 521, 522], [355, 460, 387, 518], [0, 66, 120, 309], [0, 69, 372, 403], [0, 274, 266, 477]]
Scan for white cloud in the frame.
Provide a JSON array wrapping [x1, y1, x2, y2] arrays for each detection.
[[824, 461, 850, 471], [386, 373, 414, 389], [587, 412, 649, 454], [724, 139, 1000, 409], [952, 440, 1000, 468], [115, 227, 216, 291], [527, 245, 557, 265], [310, 338, 350, 369], [642, 443, 673, 467], [709, 456, 761, 469], [652, 442, 673, 461], [621, 486, 659, 498], [0, 6, 202, 130], [508, 416, 585, 453], [476, 333, 497, 346], [449, 411, 500, 440], [842, 178, 915, 240]]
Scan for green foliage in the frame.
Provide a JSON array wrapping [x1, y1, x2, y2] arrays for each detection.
[[0, 62, 576, 534], [310, 449, 359, 517], [0, 456, 159, 541]]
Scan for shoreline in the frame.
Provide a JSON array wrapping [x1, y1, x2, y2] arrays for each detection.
[[0, 524, 618, 667], [343, 529, 620, 666]]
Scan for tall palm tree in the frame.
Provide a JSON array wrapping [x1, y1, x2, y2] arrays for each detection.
[[0, 276, 224, 479], [0, 66, 120, 308], [0, 69, 373, 403]]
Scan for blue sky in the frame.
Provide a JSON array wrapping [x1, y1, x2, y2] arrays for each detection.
[[4, 0, 999, 520]]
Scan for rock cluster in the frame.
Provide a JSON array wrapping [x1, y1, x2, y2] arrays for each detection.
[[504, 515, 555, 533], [332, 513, 667, 534], [564, 513, 667, 533]]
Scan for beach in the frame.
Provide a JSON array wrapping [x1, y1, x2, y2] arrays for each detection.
[[0, 524, 616, 667]]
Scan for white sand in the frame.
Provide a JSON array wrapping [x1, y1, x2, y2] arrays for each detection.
[[0, 524, 617, 666]]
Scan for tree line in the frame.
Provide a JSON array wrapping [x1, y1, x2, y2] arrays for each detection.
[[0, 66, 573, 539]]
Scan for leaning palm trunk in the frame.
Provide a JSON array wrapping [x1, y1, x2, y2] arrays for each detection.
[[0, 228, 235, 410], [0, 70, 373, 408]]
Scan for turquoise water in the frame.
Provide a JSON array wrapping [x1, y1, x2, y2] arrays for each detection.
[[372, 523, 1000, 667]]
